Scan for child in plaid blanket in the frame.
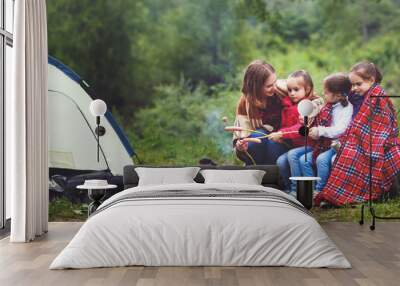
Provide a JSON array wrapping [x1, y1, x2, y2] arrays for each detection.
[[315, 62, 400, 206]]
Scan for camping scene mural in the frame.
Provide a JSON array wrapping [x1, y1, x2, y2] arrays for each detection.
[[48, 56, 135, 202], [47, 0, 400, 220]]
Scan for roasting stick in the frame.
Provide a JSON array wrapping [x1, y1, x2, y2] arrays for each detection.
[[224, 126, 267, 136], [224, 117, 314, 165], [223, 127, 261, 165], [224, 127, 265, 165], [224, 126, 303, 139], [224, 125, 312, 165]]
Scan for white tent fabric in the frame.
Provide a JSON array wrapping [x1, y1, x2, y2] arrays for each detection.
[[48, 58, 134, 176], [8, 0, 48, 242]]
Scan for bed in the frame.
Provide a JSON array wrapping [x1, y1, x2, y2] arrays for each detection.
[[50, 165, 351, 269]]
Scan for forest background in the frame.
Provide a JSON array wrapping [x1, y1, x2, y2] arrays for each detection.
[[47, 0, 400, 165]]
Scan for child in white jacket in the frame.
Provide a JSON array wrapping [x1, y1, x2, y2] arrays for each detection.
[[299, 73, 353, 193]]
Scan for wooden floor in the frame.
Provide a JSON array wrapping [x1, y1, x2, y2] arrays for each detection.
[[0, 222, 399, 286]]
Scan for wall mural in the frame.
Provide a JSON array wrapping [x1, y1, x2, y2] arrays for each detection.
[[46, 0, 400, 220]]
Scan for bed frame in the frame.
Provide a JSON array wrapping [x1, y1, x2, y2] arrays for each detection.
[[123, 165, 283, 190]]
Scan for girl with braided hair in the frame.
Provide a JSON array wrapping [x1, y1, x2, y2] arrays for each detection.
[[299, 73, 353, 195]]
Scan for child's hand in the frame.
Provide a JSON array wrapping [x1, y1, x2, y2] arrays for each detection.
[[235, 139, 248, 152], [268, 132, 283, 142], [331, 141, 341, 152], [299, 116, 304, 125], [308, 127, 319, 139]]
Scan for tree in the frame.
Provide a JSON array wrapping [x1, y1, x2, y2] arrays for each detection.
[[47, 0, 145, 114], [315, 0, 400, 44]]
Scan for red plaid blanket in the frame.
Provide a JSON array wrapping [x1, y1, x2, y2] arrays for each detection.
[[316, 84, 400, 206]]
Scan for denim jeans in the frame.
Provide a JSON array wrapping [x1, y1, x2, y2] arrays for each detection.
[[276, 152, 290, 192], [299, 148, 336, 192], [277, 146, 313, 192], [240, 128, 289, 165]]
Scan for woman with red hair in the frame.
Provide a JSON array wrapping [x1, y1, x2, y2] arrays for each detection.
[[233, 60, 288, 165]]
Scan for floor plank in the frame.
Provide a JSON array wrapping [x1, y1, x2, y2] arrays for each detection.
[[0, 222, 399, 286]]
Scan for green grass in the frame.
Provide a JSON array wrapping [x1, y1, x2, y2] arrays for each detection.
[[312, 198, 400, 222], [49, 198, 87, 221], [49, 197, 400, 222]]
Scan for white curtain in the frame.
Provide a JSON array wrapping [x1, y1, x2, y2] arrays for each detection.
[[8, 0, 48, 242]]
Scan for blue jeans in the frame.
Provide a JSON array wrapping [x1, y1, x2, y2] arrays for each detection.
[[241, 128, 288, 165], [276, 152, 290, 192], [299, 148, 336, 192], [277, 146, 312, 192]]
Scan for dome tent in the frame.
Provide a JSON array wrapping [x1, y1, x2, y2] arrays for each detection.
[[48, 56, 135, 200]]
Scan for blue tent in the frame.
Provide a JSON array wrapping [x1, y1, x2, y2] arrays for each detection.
[[48, 56, 135, 199]]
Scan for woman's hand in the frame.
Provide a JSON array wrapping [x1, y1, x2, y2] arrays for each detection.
[[235, 139, 249, 152], [268, 132, 283, 142], [309, 127, 319, 139], [262, 124, 274, 132]]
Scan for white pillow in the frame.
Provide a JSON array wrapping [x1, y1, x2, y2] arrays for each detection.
[[135, 167, 200, 186], [200, 169, 266, 185]]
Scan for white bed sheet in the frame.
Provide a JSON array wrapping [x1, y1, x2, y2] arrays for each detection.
[[50, 183, 351, 269]]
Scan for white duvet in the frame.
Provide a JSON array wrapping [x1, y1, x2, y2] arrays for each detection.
[[50, 183, 351, 269]]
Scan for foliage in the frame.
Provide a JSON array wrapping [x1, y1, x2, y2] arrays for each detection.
[[315, 0, 400, 44], [127, 79, 242, 165], [47, 0, 255, 112], [49, 198, 87, 221], [47, 0, 145, 114]]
